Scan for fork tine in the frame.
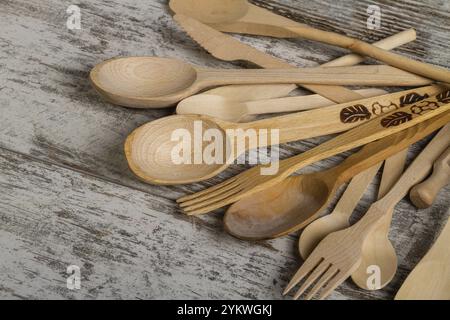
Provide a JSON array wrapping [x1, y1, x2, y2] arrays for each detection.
[[304, 267, 339, 300], [315, 270, 347, 300], [182, 185, 250, 215], [293, 262, 331, 300], [182, 184, 244, 212], [177, 177, 238, 203], [179, 180, 242, 208], [283, 257, 324, 296]]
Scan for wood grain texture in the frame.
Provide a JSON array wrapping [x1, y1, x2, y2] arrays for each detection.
[[0, 0, 449, 299]]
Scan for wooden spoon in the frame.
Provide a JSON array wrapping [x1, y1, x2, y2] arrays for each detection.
[[351, 149, 409, 290], [298, 162, 382, 259], [125, 87, 440, 185], [170, 0, 450, 83], [222, 113, 450, 240], [410, 147, 450, 208], [177, 89, 387, 122], [90, 57, 431, 108]]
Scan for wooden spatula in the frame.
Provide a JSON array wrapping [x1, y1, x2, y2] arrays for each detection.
[[395, 216, 450, 300]]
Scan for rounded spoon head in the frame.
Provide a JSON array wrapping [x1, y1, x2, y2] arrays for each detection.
[[125, 115, 230, 185], [169, 0, 249, 24], [299, 214, 350, 259], [351, 222, 397, 290], [224, 174, 333, 240], [90, 57, 198, 108], [177, 94, 250, 122]]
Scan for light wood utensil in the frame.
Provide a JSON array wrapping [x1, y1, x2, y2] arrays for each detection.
[[126, 87, 440, 185], [298, 162, 382, 258], [174, 13, 417, 103], [178, 94, 450, 215], [395, 216, 450, 300], [170, 0, 450, 83], [198, 84, 298, 102], [284, 125, 450, 300], [298, 146, 408, 259], [90, 57, 430, 108], [351, 149, 409, 290], [177, 89, 387, 122], [410, 147, 450, 208]]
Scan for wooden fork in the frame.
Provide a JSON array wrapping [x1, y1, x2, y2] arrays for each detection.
[[177, 92, 450, 215], [283, 123, 450, 300]]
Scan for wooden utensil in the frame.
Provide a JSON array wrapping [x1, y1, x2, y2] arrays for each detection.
[[298, 148, 408, 259], [351, 149, 409, 290], [126, 87, 440, 185], [410, 147, 450, 208], [170, 0, 450, 83], [198, 84, 298, 102], [90, 57, 430, 108], [284, 125, 450, 300], [177, 89, 387, 122], [174, 13, 416, 103], [395, 216, 450, 300], [178, 94, 450, 215], [298, 163, 382, 258]]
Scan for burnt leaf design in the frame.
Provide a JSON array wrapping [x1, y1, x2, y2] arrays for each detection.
[[399, 92, 429, 107], [381, 112, 413, 128], [436, 90, 450, 104], [340, 104, 371, 123]]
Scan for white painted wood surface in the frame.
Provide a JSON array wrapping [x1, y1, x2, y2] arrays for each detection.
[[0, 0, 449, 299]]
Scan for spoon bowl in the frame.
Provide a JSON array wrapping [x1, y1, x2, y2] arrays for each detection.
[[224, 174, 331, 239], [125, 115, 230, 185], [170, 0, 248, 24], [90, 57, 198, 108]]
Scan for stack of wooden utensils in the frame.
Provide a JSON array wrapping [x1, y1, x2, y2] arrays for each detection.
[[89, 0, 450, 300]]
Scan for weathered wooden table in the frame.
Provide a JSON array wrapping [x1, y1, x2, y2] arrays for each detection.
[[0, 0, 449, 300]]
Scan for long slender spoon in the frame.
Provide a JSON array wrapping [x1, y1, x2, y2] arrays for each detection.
[[170, 0, 450, 83], [351, 149, 409, 290], [396, 150, 450, 300], [174, 13, 416, 103], [90, 57, 429, 108], [298, 163, 382, 258], [410, 147, 450, 208], [284, 124, 450, 300], [177, 89, 387, 122], [126, 87, 441, 185]]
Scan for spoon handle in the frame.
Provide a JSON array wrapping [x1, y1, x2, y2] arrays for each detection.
[[410, 147, 450, 208], [277, 95, 450, 180], [240, 86, 441, 144], [199, 65, 432, 87], [244, 89, 386, 115]]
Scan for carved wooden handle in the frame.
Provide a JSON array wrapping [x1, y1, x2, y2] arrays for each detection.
[[410, 147, 450, 208]]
